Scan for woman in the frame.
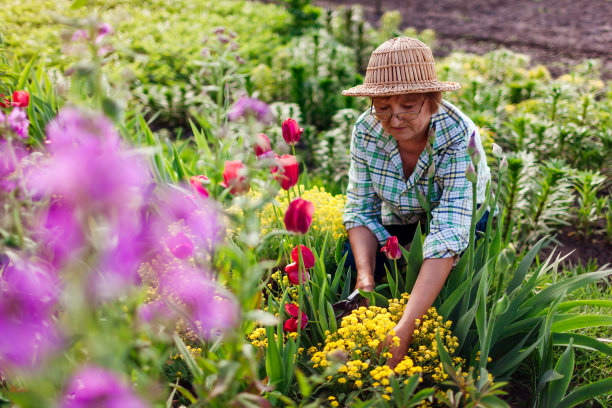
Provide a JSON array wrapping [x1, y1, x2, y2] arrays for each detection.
[[341, 37, 490, 367]]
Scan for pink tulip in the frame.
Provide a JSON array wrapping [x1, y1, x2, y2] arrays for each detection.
[[284, 198, 314, 234], [282, 118, 303, 146], [190, 175, 210, 198], [381, 236, 402, 260], [220, 160, 250, 195], [272, 154, 299, 190], [254, 133, 271, 157]]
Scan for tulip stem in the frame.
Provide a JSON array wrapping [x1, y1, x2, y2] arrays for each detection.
[[291, 145, 302, 197], [296, 235, 304, 348]]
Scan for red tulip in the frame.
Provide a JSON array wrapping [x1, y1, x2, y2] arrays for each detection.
[[0, 94, 9, 108], [282, 118, 303, 146], [272, 154, 299, 190], [283, 303, 308, 332], [284, 198, 314, 234], [381, 236, 402, 260], [290, 245, 315, 269], [253, 133, 271, 157], [11, 91, 29, 108], [190, 175, 210, 198], [284, 262, 310, 285], [220, 160, 250, 195]]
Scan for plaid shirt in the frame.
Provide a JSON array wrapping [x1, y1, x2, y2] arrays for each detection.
[[343, 100, 491, 259]]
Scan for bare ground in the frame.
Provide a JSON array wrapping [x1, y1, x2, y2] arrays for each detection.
[[315, 0, 612, 79]]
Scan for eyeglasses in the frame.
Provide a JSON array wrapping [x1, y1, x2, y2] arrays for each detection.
[[370, 99, 426, 122]]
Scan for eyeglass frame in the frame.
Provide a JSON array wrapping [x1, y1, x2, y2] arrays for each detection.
[[369, 98, 426, 122]]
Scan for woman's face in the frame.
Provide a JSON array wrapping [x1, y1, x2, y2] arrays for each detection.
[[371, 94, 432, 143]]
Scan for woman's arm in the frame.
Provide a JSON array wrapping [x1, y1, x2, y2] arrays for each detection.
[[347, 226, 380, 292], [386, 256, 455, 368]]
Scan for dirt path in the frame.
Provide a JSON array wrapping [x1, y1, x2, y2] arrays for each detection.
[[314, 0, 612, 79]]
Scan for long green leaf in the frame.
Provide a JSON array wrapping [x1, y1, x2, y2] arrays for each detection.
[[331, 252, 348, 296], [547, 339, 574, 406], [552, 333, 612, 356], [438, 278, 471, 319], [558, 378, 612, 408], [551, 315, 612, 333], [16, 54, 37, 90], [506, 237, 547, 295], [404, 227, 423, 293]]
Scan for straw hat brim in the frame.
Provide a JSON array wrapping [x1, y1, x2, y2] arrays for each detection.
[[342, 81, 461, 97]]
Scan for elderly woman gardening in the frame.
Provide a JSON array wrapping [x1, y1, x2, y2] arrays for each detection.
[[341, 37, 490, 368]]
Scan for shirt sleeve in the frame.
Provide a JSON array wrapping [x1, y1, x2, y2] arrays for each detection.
[[423, 132, 474, 259], [343, 126, 389, 245]]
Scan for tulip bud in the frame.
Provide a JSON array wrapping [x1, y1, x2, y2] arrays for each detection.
[[427, 161, 436, 178], [220, 160, 250, 195], [497, 244, 516, 272], [190, 175, 210, 198], [500, 156, 508, 169], [272, 154, 299, 190], [284, 198, 314, 234], [465, 163, 477, 183], [291, 244, 315, 269], [282, 118, 303, 146], [11, 91, 29, 108], [253, 133, 271, 157], [491, 143, 503, 158], [428, 123, 437, 145], [381, 236, 402, 260]]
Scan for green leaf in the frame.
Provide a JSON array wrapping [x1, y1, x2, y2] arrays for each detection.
[[172, 145, 186, 181], [331, 252, 348, 295], [559, 378, 612, 408], [265, 325, 283, 386], [16, 54, 37, 90], [551, 315, 612, 333], [404, 227, 423, 293], [490, 325, 540, 377], [326, 301, 337, 333], [548, 339, 574, 406], [173, 334, 204, 384], [552, 333, 612, 357], [70, 0, 88, 9], [439, 278, 471, 319], [295, 369, 312, 398], [341, 267, 352, 300], [506, 237, 547, 295]]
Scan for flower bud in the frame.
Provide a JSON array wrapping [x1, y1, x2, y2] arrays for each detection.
[[284, 198, 314, 234], [253, 133, 271, 157], [428, 123, 437, 145], [500, 156, 508, 169], [427, 161, 436, 178], [491, 143, 503, 158], [282, 118, 303, 146], [467, 130, 481, 166], [465, 163, 477, 183]]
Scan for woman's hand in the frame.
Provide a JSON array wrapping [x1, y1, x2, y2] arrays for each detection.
[[383, 322, 414, 369]]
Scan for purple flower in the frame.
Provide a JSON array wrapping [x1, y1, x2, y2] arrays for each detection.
[[32, 108, 150, 215], [0, 140, 27, 181], [165, 232, 194, 259], [35, 200, 85, 267], [227, 96, 271, 123], [61, 366, 147, 408], [71, 29, 89, 43], [8, 108, 29, 139], [467, 130, 481, 166], [95, 23, 113, 44], [0, 258, 61, 368], [159, 264, 239, 339]]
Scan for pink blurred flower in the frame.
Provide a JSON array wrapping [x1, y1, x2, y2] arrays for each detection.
[[7, 108, 29, 138], [253, 133, 271, 157], [11, 91, 29, 108], [60, 366, 147, 408], [220, 160, 250, 196], [190, 175, 210, 198], [227, 96, 271, 123], [0, 258, 61, 368]]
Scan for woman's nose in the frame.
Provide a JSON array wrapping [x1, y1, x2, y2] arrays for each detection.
[[389, 113, 404, 126]]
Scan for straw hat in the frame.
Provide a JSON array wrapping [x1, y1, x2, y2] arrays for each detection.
[[342, 37, 460, 97]]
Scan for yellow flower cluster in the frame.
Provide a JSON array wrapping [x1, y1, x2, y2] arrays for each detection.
[[311, 294, 464, 405], [247, 326, 298, 353], [266, 271, 298, 303]]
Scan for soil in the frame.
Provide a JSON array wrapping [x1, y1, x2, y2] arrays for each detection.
[[314, 0, 612, 80]]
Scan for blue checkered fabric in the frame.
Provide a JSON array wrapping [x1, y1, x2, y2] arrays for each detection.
[[343, 100, 491, 259]]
